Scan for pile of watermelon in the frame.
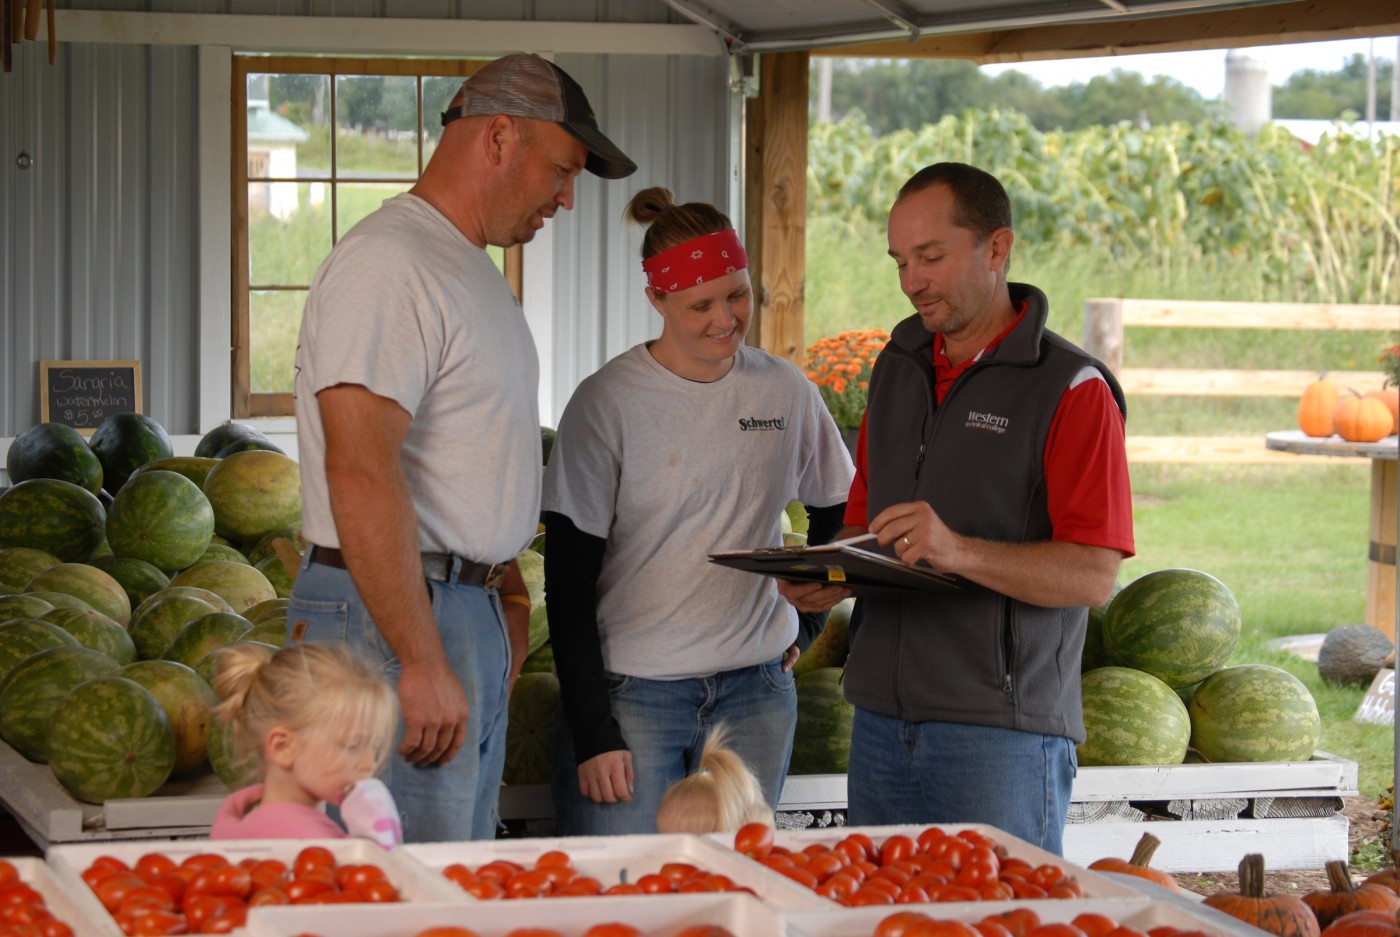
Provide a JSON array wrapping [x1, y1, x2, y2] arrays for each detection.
[[1079, 568, 1321, 768], [0, 415, 303, 804]]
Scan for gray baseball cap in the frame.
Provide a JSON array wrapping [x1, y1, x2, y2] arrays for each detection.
[[441, 53, 637, 180]]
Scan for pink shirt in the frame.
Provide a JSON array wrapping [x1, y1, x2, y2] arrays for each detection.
[[210, 784, 347, 840]]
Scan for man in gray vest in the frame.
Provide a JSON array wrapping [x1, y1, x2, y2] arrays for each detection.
[[781, 162, 1133, 853]]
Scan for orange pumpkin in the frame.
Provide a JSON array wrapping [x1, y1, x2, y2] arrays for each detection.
[[1333, 393, 1393, 443], [1087, 832, 1181, 892], [1362, 847, 1400, 896], [1304, 860, 1400, 929], [1363, 389, 1399, 436], [1204, 854, 1321, 937], [1322, 910, 1400, 937], [1299, 377, 1340, 437]]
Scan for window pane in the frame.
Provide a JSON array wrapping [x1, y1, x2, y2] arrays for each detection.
[[261, 72, 330, 177], [248, 182, 332, 285], [336, 74, 420, 178], [249, 290, 306, 394], [422, 75, 461, 162], [337, 182, 413, 239]]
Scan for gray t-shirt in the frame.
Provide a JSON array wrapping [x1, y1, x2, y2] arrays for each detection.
[[542, 343, 854, 678], [295, 194, 541, 563]]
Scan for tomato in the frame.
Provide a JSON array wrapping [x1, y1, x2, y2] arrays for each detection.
[[804, 851, 846, 883], [602, 883, 643, 896], [249, 859, 289, 890], [847, 886, 896, 906], [929, 883, 980, 903], [673, 928, 738, 937], [125, 910, 188, 936], [355, 880, 401, 903], [200, 906, 248, 933], [978, 880, 1015, 901], [861, 876, 903, 900], [502, 930, 565, 937], [535, 850, 572, 869], [334, 864, 386, 891], [415, 929, 481, 937], [895, 885, 931, 903], [581, 925, 643, 937], [1104, 927, 1150, 937], [133, 854, 177, 882], [286, 877, 337, 903], [816, 871, 861, 901], [558, 876, 602, 896], [910, 921, 982, 937], [953, 859, 999, 888], [875, 911, 937, 937], [659, 862, 699, 883], [1071, 914, 1119, 937], [1006, 878, 1049, 899], [880, 834, 916, 867], [0, 863, 16, 889], [733, 822, 774, 859], [475, 861, 522, 885], [292, 847, 336, 877], [459, 879, 506, 900], [774, 865, 819, 890], [38, 917, 75, 937], [915, 826, 948, 853], [677, 878, 718, 893], [633, 873, 672, 894], [975, 919, 1017, 937], [94, 875, 148, 913], [178, 853, 227, 873], [1028, 863, 1067, 889], [119, 886, 175, 916], [208, 865, 252, 899]]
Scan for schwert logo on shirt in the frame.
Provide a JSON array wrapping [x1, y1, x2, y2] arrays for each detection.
[[738, 416, 786, 431]]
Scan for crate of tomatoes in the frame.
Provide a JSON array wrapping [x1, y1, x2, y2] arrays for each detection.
[[44, 837, 461, 936], [0, 856, 109, 936], [244, 891, 784, 937], [405, 833, 830, 909], [710, 824, 1147, 910]]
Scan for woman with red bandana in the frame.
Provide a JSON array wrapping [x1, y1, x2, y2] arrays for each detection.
[[541, 187, 854, 835]]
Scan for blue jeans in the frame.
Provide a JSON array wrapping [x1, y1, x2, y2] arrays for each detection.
[[289, 555, 511, 843], [847, 707, 1077, 855], [550, 658, 797, 836]]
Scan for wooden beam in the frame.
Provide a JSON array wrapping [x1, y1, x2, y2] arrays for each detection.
[[819, 0, 1400, 63], [753, 52, 809, 369], [1119, 368, 1387, 397]]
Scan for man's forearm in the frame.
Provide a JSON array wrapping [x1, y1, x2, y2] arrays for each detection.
[[952, 538, 1121, 608]]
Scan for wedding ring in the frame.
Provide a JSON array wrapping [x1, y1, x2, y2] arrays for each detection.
[[901, 536, 912, 547]]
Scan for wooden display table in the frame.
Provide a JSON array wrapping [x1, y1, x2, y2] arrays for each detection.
[[1265, 431, 1398, 640]]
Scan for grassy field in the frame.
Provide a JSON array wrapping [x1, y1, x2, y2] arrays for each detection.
[[807, 212, 1396, 804]]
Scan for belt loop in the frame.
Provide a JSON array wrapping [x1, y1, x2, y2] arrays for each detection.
[[448, 555, 464, 582]]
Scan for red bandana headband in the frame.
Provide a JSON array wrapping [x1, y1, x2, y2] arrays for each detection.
[[641, 229, 748, 294]]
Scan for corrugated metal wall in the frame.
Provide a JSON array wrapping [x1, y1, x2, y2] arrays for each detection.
[[0, 0, 732, 440]]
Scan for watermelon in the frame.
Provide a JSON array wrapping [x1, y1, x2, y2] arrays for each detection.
[[1188, 664, 1322, 763], [0, 646, 121, 761], [120, 659, 218, 776], [520, 642, 553, 675], [89, 413, 174, 494], [88, 555, 171, 609], [244, 528, 302, 566], [194, 422, 269, 459], [0, 479, 107, 562], [244, 598, 290, 624], [0, 619, 80, 683], [41, 607, 137, 664], [163, 612, 252, 670], [106, 470, 216, 573], [1103, 569, 1241, 688], [168, 562, 277, 613], [128, 457, 220, 490], [790, 667, 854, 775], [0, 547, 62, 594], [239, 621, 287, 647], [540, 425, 557, 466], [24, 591, 94, 613], [503, 672, 559, 785], [254, 554, 294, 598], [24, 563, 131, 625], [793, 597, 854, 675], [0, 593, 57, 621], [526, 603, 550, 657], [207, 713, 261, 789], [518, 549, 544, 609], [6, 423, 103, 495], [128, 595, 219, 660], [214, 438, 286, 458], [1082, 582, 1123, 672], [48, 676, 176, 802], [1078, 666, 1191, 766], [133, 585, 234, 619], [199, 543, 252, 566], [201, 451, 301, 542]]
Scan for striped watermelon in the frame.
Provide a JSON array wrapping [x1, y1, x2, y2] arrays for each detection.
[[163, 612, 252, 670], [120, 660, 218, 776], [208, 710, 260, 790], [200, 450, 302, 542], [1078, 666, 1190, 766], [128, 456, 220, 490], [0, 646, 121, 761], [41, 607, 137, 665], [0, 479, 107, 563], [1188, 664, 1321, 763], [503, 671, 559, 785], [5, 423, 103, 495], [0, 619, 80, 683], [0, 593, 57, 621], [0, 547, 61, 594], [167, 561, 276, 614], [24, 563, 132, 625], [88, 556, 171, 609], [88, 413, 173, 494], [790, 666, 854, 775], [48, 676, 176, 802], [1103, 568, 1240, 688], [128, 595, 219, 661], [105, 470, 216, 573]]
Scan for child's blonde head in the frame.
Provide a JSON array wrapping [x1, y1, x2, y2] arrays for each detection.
[[656, 723, 773, 835], [211, 642, 397, 781]]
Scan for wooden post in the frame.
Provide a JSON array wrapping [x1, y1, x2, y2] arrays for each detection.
[[1083, 298, 1123, 375], [751, 51, 808, 369]]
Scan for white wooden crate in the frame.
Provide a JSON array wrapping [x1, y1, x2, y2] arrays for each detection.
[[0, 856, 110, 935]]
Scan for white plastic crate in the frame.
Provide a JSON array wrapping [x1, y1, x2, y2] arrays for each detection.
[[45, 837, 462, 937], [245, 891, 784, 937], [706, 823, 1146, 909], [0, 856, 110, 935], [406, 832, 830, 909], [783, 895, 1267, 937]]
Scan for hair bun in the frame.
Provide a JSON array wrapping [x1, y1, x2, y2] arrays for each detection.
[[626, 186, 677, 225]]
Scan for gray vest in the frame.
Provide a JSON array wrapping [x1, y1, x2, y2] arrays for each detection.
[[845, 282, 1125, 742]]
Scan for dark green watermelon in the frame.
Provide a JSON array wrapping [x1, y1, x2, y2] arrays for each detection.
[[106, 470, 215, 573], [790, 666, 854, 775], [503, 672, 559, 785], [49, 676, 176, 802], [128, 457, 220, 490], [0, 619, 80, 684], [1103, 568, 1241, 689], [163, 611, 252, 669], [0, 479, 107, 562], [120, 659, 218, 776], [6, 423, 103, 495], [214, 438, 286, 458], [0, 646, 121, 761], [127, 595, 219, 661], [0, 547, 62, 595], [87, 556, 171, 609], [194, 422, 268, 459], [41, 607, 137, 665], [0, 593, 58, 621], [89, 413, 173, 494]]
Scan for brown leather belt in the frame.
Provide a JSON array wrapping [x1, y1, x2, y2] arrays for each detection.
[[308, 545, 509, 590]]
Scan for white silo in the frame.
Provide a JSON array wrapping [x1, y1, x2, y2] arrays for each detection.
[[1223, 49, 1272, 136]]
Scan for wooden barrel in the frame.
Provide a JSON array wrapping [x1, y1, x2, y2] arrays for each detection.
[[1367, 459, 1397, 643]]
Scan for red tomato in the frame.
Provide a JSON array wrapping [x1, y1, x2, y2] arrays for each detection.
[[134, 854, 178, 882], [441, 864, 475, 889], [580, 925, 643, 937], [659, 862, 699, 882], [178, 853, 228, 873], [1072, 914, 1120, 937], [94, 875, 148, 913], [207, 865, 252, 899], [978, 880, 1015, 901], [734, 822, 775, 860], [635, 873, 673, 894], [200, 906, 248, 934], [335, 865, 386, 892], [929, 883, 980, 903], [475, 861, 522, 885], [915, 826, 948, 853], [816, 871, 861, 901], [975, 919, 1017, 937], [285, 878, 336, 903], [895, 885, 931, 903], [909, 921, 982, 937], [993, 908, 1044, 937], [0, 862, 16, 889], [126, 910, 189, 936], [672, 929, 738, 937], [1029, 863, 1067, 889], [291, 847, 336, 878], [847, 886, 896, 906], [602, 883, 643, 896], [182, 893, 238, 932], [502, 930, 565, 937], [249, 859, 289, 890], [875, 911, 936, 937], [38, 916, 75, 937], [353, 880, 401, 903], [805, 851, 846, 883], [880, 835, 916, 867], [535, 851, 572, 869], [460, 879, 506, 900], [249, 885, 291, 906], [415, 929, 481, 937]]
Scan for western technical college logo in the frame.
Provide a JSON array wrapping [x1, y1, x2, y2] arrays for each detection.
[[739, 416, 786, 431], [965, 410, 1010, 434]]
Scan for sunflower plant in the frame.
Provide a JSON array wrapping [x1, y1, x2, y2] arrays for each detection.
[[804, 329, 890, 431], [1380, 339, 1400, 389]]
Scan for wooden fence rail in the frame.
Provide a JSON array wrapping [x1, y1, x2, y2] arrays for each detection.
[[1081, 299, 1398, 464]]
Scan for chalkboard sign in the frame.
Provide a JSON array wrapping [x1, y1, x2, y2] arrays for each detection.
[[40, 360, 142, 434]]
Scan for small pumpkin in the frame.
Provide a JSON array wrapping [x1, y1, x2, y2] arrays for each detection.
[[1304, 860, 1400, 929], [1299, 377, 1340, 437], [1088, 832, 1182, 892], [1333, 392, 1393, 443], [1363, 389, 1399, 436], [1204, 853, 1321, 937], [1362, 846, 1400, 896], [1321, 910, 1400, 937]]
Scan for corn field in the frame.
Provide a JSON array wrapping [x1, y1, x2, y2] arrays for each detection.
[[808, 110, 1400, 304]]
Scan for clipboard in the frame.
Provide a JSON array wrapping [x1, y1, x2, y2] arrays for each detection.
[[708, 540, 966, 598]]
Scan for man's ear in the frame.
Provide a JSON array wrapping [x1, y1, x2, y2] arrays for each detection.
[[482, 114, 518, 169], [987, 227, 1014, 273], [265, 726, 297, 769]]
